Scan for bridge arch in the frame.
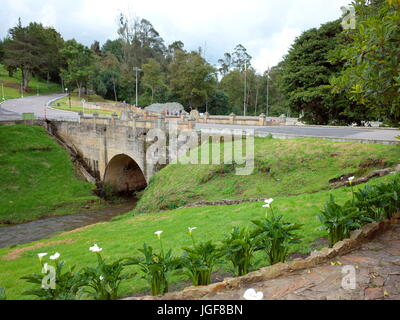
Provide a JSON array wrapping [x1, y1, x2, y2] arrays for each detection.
[[103, 154, 147, 195]]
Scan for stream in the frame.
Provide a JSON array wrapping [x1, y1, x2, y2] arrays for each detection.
[[0, 200, 137, 249]]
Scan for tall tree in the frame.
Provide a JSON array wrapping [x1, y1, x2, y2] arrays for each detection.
[[61, 39, 95, 97], [169, 51, 217, 110], [280, 20, 360, 124], [3, 20, 64, 92], [142, 58, 165, 103], [330, 0, 400, 125]]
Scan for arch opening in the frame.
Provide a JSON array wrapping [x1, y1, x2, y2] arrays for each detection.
[[103, 154, 147, 196]]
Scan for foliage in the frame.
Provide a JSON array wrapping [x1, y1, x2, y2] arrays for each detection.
[[2, 20, 65, 92], [221, 227, 257, 276], [142, 58, 166, 103], [78, 253, 134, 300], [0, 287, 6, 300], [330, 0, 400, 126], [355, 178, 400, 220], [61, 39, 95, 97], [21, 259, 83, 300], [181, 240, 222, 286], [252, 211, 302, 265], [126, 243, 180, 296], [169, 51, 217, 110], [318, 195, 372, 247], [280, 20, 362, 125]]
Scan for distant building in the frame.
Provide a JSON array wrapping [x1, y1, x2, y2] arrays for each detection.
[[145, 102, 184, 114]]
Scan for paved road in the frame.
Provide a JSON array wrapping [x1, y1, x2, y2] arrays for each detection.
[[1, 95, 399, 143], [0, 94, 78, 121], [196, 123, 400, 143]]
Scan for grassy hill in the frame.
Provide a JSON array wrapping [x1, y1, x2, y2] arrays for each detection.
[[52, 93, 121, 116], [134, 138, 400, 213], [0, 64, 61, 100], [0, 125, 101, 224]]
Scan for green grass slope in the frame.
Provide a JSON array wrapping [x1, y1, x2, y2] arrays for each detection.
[[0, 64, 61, 100], [0, 172, 398, 299], [135, 138, 400, 213], [0, 125, 100, 224]]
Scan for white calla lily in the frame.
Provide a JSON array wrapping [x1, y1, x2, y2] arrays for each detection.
[[243, 288, 264, 300], [89, 244, 103, 253], [38, 253, 48, 260], [49, 252, 60, 260], [154, 231, 163, 239]]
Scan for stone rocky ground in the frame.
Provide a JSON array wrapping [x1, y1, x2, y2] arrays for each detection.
[[201, 223, 400, 300]]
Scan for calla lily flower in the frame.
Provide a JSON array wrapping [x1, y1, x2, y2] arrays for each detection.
[[89, 244, 103, 253], [100, 275, 104, 281], [154, 231, 163, 239], [264, 198, 274, 204], [49, 252, 60, 260], [348, 176, 355, 182], [263, 204, 270, 208], [38, 253, 48, 260], [243, 288, 264, 300], [188, 227, 197, 234]]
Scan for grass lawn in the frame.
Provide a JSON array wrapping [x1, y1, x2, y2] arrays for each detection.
[[0, 64, 61, 100], [135, 137, 400, 213], [0, 125, 101, 224], [52, 93, 120, 116], [0, 173, 398, 299]]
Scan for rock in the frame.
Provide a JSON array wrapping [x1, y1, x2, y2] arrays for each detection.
[[364, 287, 384, 300], [332, 239, 353, 255]]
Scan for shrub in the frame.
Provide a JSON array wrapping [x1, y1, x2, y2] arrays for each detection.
[[318, 195, 372, 247], [126, 238, 181, 296], [21, 256, 83, 300], [181, 228, 222, 286], [221, 227, 257, 276], [252, 215, 302, 265], [78, 250, 135, 300]]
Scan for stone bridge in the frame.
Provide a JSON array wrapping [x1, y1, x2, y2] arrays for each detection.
[[48, 115, 195, 194]]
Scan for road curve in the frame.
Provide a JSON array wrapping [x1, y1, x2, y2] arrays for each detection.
[[0, 94, 78, 121]]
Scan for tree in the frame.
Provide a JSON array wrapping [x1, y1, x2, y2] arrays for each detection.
[[218, 53, 232, 77], [169, 51, 217, 110], [3, 20, 64, 92], [61, 39, 95, 97], [280, 20, 360, 124], [232, 44, 252, 71], [142, 58, 165, 103], [330, 0, 400, 126]]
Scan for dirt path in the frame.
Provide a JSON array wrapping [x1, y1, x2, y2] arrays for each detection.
[[201, 223, 400, 300]]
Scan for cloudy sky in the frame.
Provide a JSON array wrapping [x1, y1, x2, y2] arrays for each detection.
[[0, 0, 352, 72]]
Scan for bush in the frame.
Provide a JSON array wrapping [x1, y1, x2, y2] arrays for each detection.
[[252, 214, 302, 265], [221, 227, 257, 276], [318, 196, 372, 247], [126, 243, 180, 296], [78, 252, 135, 300], [21, 258, 83, 300]]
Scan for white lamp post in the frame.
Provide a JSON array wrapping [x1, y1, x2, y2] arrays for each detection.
[[133, 67, 141, 107]]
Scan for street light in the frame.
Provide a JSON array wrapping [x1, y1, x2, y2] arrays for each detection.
[[243, 62, 247, 116], [133, 67, 141, 107], [65, 88, 71, 109], [266, 67, 271, 118]]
